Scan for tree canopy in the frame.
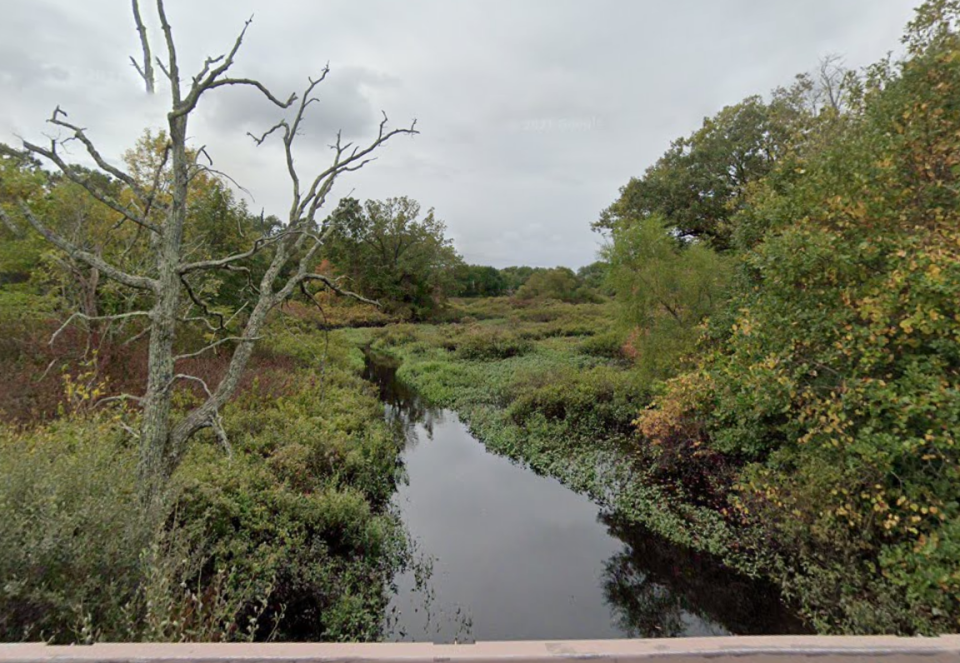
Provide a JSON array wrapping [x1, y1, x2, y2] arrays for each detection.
[[323, 196, 461, 319]]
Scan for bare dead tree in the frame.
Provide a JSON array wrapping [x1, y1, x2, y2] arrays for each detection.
[[130, 0, 155, 94], [1, 1, 417, 508]]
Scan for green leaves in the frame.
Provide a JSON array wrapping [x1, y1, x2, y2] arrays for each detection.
[[323, 196, 462, 320], [632, 0, 960, 633], [605, 215, 732, 381]]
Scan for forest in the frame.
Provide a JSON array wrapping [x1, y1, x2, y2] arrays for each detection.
[[1, 0, 959, 643]]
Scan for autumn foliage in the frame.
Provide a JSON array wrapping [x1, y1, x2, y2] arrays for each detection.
[[632, 1, 960, 632]]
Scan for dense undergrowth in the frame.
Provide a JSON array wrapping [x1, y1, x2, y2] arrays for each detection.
[[349, 290, 958, 635], [4, 0, 960, 643], [0, 302, 410, 643]]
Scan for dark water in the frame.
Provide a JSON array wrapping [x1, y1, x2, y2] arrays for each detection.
[[363, 354, 808, 643]]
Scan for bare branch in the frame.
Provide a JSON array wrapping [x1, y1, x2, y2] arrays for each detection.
[[142, 139, 171, 219], [204, 78, 297, 108], [296, 112, 418, 224], [155, 0, 181, 103], [182, 314, 225, 333], [121, 326, 151, 347], [50, 310, 152, 345], [131, 0, 155, 93], [175, 334, 261, 362], [47, 106, 149, 199], [0, 206, 23, 237], [169, 373, 213, 398], [170, 16, 296, 119], [247, 121, 286, 146], [178, 232, 286, 274], [155, 56, 172, 82], [20, 137, 160, 234], [96, 393, 144, 407], [117, 420, 140, 438], [187, 148, 252, 198], [192, 55, 225, 88], [300, 273, 381, 308], [212, 413, 232, 457], [179, 274, 225, 330], [17, 203, 159, 291]]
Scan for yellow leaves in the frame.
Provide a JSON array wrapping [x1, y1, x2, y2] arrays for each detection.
[[60, 354, 110, 416], [733, 318, 755, 337]]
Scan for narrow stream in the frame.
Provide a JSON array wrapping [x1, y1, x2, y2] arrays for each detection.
[[363, 354, 808, 643]]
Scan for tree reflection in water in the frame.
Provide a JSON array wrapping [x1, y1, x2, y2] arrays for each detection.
[[362, 352, 443, 449], [600, 514, 810, 637], [364, 351, 810, 639]]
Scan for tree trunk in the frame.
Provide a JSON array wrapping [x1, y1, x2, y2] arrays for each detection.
[[137, 115, 188, 507]]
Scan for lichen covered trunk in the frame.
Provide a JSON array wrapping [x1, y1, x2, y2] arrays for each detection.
[[137, 115, 188, 506]]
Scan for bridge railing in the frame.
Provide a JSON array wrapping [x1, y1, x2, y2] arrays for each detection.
[[3, 636, 960, 663]]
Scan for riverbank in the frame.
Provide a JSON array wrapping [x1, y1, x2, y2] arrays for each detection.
[[342, 298, 805, 632], [362, 351, 806, 641]]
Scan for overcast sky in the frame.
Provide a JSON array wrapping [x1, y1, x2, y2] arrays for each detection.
[[2, 0, 918, 268]]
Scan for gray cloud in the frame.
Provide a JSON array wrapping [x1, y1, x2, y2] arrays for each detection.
[[2, 0, 918, 268]]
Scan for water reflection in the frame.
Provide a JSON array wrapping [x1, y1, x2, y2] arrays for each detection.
[[599, 515, 808, 637], [363, 352, 808, 641], [362, 353, 443, 446]]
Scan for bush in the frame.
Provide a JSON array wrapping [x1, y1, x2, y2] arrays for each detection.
[[0, 417, 147, 642], [0, 325, 409, 643], [456, 326, 533, 360], [508, 366, 648, 437], [578, 331, 627, 359]]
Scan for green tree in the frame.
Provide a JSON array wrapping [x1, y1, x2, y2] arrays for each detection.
[[453, 264, 507, 297], [499, 266, 537, 293], [639, 0, 960, 631], [324, 196, 461, 319], [594, 97, 789, 249], [605, 217, 731, 380], [577, 260, 611, 293], [514, 266, 592, 303]]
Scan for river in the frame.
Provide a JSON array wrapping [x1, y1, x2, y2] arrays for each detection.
[[362, 354, 807, 643]]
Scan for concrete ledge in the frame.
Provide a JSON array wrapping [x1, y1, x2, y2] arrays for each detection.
[[2, 636, 960, 663]]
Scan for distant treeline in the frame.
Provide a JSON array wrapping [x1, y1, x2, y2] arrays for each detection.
[[452, 263, 609, 300], [319, 197, 610, 317]]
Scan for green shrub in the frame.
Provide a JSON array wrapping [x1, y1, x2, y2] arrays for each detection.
[[0, 416, 273, 643], [0, 323, 409, 643], [0, 417, 146, 642], [578, 331, 626, 359], [508, 366, 648, 436], [456, 326, 533, 360]]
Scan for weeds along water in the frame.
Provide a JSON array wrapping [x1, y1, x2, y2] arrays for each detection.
[[344, 297, 809, 637], [361, 346, 806, 641]]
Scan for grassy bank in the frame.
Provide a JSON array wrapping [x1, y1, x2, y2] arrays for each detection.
[[349, 295, 960, 634], [0, 307, 410, 643], [339, 297, 825, 633], [344, 298, 747, 553]]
